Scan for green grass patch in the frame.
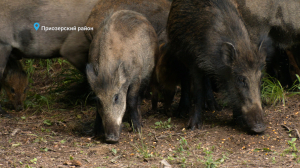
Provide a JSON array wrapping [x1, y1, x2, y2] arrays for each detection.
[[261, 74, 285, 106]]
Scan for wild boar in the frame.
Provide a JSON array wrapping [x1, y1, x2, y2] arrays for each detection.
[[86, 10, 158, 143], [0, 57, 28, 117], [0, 0, 100, 116], [167, 0, 270, 133], [85, 0, 171, 45]]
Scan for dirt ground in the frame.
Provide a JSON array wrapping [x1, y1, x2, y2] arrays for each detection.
[[1, 60, 300, 168]]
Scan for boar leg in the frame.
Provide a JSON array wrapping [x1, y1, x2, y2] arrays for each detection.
[[151, 84, 159, 111], [187, 68, 204, 130], [0, 45, 12, 118], [163, 89, 176, 117], [204, 76, 221, 111], [127, 83, 143, 132], [143, 86, 152, 100], [176, 69, 191, 117]]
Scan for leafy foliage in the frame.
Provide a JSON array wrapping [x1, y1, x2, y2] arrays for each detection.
[[153, 118, 173, 129]]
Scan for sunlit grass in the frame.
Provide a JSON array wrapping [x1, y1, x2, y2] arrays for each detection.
[[261, 74, 300, 106], [261, 74, 285, 106], [287, 74, 300, 96]]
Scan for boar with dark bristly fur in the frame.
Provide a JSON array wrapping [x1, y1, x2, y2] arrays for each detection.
[[167, 0, 270, 133], [86, 10, 158, 143], [85, 0, 171, 45], [235, 0, 300, 86], [151, 43, 221, 117], [150, 43, 183, 116], [0, 57, 28, 115], [234, 0, 300, 48]]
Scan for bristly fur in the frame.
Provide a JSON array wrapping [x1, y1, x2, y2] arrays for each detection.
[[167, 0, 268, 104], [88, 10, 157, 92], [86, 9, 158, 141], [234, 0, 300, 88], [235, 0, 300, 48], [168, 0, 269, 132], [1, 57, 28, 111], [85, 0, 171, 44]]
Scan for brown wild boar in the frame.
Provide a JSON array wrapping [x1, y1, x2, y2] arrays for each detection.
[[234, 0, 300, 47], [151, 43, 178, 113], [85, 0, 171, 45], [86, 10, 158, 143], [0, 57, 28, 116], [0, 0, 100, 116], [167, 0, 270, 133], [151, 43, 186, 116], [235, 0, 300, 83]]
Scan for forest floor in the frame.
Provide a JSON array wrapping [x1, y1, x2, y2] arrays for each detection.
[[1, 59, 300, 168]]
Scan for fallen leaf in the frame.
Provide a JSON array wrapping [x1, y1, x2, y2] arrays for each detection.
[[63, 160, 82, 167]]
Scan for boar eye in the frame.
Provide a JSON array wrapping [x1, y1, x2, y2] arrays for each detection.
[[237, 77, 247, 87], [113, 94, 119, 103], [11, 88, 15, 94]]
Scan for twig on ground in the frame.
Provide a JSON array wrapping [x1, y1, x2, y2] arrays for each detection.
[[281, 124, 291, 131], [10, 128, 20, 136], [152, 132, 158, 142], [294, 129, 300, 140], [281, 125, 300, 139]]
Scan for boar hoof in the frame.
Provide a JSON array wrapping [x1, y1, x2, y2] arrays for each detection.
[[186, 118, 202, 130], [131, 122, 142, 133]]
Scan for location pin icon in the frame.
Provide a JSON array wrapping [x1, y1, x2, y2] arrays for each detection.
[[34, 22, 40, 31]]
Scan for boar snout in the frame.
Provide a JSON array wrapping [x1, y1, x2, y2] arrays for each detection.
[[105, 133, 120, 144], [104, 122, 122, 144], [242, 105, 266, 134], [250, 123, 266, 133]]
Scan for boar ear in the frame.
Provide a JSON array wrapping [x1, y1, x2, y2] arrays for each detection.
[[86, 63, 97, 87], [221, 42, 237, 66]]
